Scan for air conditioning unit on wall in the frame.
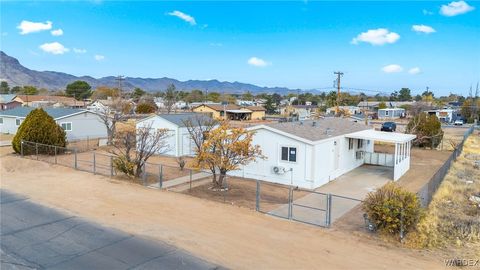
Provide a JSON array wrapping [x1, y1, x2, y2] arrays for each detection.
[[272, 166, 286, 174]]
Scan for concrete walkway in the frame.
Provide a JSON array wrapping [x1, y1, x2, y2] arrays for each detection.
[[0, 189, 222, 270], [268, 165, 392, 226], [149, 172, 212, 189]]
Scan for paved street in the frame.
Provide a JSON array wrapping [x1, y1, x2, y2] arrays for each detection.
[[0, 189, 222, 270]]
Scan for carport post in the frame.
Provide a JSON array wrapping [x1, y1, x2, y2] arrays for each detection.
[[255, 181, 260, 211], [93, 152, 96, 175]]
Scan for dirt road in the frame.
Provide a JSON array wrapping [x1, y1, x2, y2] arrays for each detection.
[[0, 154, 443, 269]]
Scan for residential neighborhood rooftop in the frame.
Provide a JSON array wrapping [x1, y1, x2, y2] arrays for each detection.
[[156, 113, 213, 127], [264, 117, 371, 142], [0, 107, 85, 118]]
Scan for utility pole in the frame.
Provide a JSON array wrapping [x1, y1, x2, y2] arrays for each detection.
[[115, 75, 125, 95], [334, 71, 344, 115]]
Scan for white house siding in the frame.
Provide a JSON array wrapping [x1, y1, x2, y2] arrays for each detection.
[[136, 116, 178, 156], [56, 112, 108, 141], [0, 116, 22, 134]]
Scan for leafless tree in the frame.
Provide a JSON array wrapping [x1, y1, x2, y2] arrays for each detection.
[[164, 84, 178, 114], [183, 114, 218, 175], [96, 98, 132, 145], [110, 122, 170, 177]]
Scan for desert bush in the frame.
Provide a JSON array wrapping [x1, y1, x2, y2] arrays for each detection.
[[405, 112, 443, 148], [112, 156, 135, 177], [12, 108, 66, 154], [362, 182, 422, 236], [135, 102, 157, 114]]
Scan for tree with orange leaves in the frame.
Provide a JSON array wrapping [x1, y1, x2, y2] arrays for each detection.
[[194, 121, 265, 189]]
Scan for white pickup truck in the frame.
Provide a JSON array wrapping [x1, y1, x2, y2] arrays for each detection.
[[454, 119, 464, 126]]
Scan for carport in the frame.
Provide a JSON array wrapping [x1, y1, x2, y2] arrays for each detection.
[[346, 129, 416, 180]]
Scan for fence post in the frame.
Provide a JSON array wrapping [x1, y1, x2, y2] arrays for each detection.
[[74, 149, 78, 169], [35, 143, 38, 160], [142, 163, 147, 186], [93, 152, 96, 175], [189, 169, 193, 190], [255, 181, 260, 212], [399, 209, 405, 242], [159, 165, 163, 188], [110, 156, 113, 177], [54, 146, 57, 164], [326, 194, 332, 227], [21, 141, 24, 157], [288, 186, 293, 220]]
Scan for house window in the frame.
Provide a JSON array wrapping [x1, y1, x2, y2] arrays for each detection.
[[61, 122, 72, 131], [357, 139, 363, 149], [281, 146, 297, 162], [348, 138, 354, 150], [15, 119, 21, 126], [385, 110, 389, 116]]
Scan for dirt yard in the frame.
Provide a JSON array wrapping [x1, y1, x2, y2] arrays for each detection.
[[0, 154, 444, 270]]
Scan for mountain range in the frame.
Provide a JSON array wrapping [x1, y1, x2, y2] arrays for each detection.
[[0, 51, 300, 94]]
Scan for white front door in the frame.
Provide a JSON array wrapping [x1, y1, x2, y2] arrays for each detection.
[[333, 140, 340, 171]]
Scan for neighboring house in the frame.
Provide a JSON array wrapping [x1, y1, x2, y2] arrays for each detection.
[[228, 117, 416, 189], [154, 98, 188, 110], [378, 108, 406, 119], [87, 100, 111, 113], [192, 104, 266, 120], [14, 95, 87, 108], [280, 105, 318, 120], [426, 108, 460, 123], [326, 106, 361, 115], [136, 113, 212, 157], [358, 101, 415, 112], [0, 94, 22, 111], [0, 107, 108, 140]]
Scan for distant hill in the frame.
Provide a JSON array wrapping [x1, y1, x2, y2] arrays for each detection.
[[0, 51, 300, 94]]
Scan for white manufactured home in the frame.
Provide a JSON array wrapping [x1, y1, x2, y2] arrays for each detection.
[[136, 113, 212, 157], [0, 107, 108, 141], [229, 118, 415, 189]]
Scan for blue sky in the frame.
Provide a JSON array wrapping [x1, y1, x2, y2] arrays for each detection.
[[1, 1, 479, 96]]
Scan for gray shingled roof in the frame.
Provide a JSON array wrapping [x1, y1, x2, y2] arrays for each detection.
[[158, 113, 212, 127], [0, 107, 85, 119], [265, 117, 371, 142]]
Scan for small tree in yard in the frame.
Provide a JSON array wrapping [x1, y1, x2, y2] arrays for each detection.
[[110, 123, 170, 178], [405, 112, 443, 148], [12, 108, 66, 154], [97, 98, 132, 145], [135, 102, 156, 114], [194, 121, 265, 189], [363, 183, 422, 237]]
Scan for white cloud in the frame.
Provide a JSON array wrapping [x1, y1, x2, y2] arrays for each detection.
[[17, 20, 52, 35], [247, 57, 270, 67], [94, 54, 105, 61], [382, 64, 403, 73], [51, 29, 63, 36], [351, 28, 400, 46], [167, 10, 196, 25], [408, 67, 422, 74], [422, 9, 434, 15], [440, 1, 475, 16], [73, 48, 87, 54], [39, 42, 69, 55], [412, 24, 436, 34]]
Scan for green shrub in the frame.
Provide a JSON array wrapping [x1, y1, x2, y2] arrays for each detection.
[[405, 112, 443, 148], [362, 182, 422, 236], [135, 103, 156, 114], [112, 156, 135, 177], [12, 108, 66, 154]]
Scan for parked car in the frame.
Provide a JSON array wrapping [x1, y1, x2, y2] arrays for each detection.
[[454, 119, 464, 126], [381, 122, 396, 132]]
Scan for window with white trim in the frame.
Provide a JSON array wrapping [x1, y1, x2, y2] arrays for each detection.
[[357, 139, 363, 149], [15, 119, 21, 126], [348, 138, 354, 150], [61, 122, 72, 131], [281, 146, 297, 162]]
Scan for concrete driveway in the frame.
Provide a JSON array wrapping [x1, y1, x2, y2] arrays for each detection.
[[269, 165, 392, 226], [0, 189, 222, 270]]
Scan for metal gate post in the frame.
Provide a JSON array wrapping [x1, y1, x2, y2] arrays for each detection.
[[326, 194, 332, 227], [54, 146, 57, 164], [255, 181, 260, 212], [142, 164, 147, 186], [74, 149, 78, 169], [189, 169, 193, 190], [288, 186, 293, 220], [35, 143, 38, 160], [21, 141, 24, 157], [159, 165, 163, 188], [93, 152, 96, 174]]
